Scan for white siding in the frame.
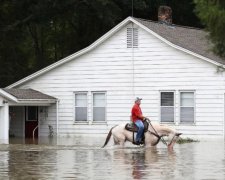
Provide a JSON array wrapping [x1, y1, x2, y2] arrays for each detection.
[[38, 105, 57, 136], [18, 23, 225, 137]]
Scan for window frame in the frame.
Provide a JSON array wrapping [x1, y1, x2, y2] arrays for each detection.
[[179, 91, 196, 124], [92, 91, 106, 123], [159, 91, 175, 124], [74, 92, 88, 123]]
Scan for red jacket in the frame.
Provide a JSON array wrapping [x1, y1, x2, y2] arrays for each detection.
[[131, 104, 143, 122]]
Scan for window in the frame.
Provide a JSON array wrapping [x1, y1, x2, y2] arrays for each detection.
[[180, 92, 195, 123], [75, 93, 87, 121], [26, 106, 38, 121], [127, 28, 138, 48], [93, 92, 106, 122], [160, 92, 175, 123]]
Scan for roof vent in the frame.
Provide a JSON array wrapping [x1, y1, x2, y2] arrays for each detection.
[[127, 28, 138, 48]]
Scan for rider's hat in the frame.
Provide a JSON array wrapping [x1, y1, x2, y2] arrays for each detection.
[[135, 97, 142, 102]]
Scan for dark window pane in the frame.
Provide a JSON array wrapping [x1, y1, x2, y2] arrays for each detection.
[[27, 107, 37, 121], [161, 92, 174, 106]]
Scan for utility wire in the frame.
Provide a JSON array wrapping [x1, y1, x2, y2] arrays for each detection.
[[132, 0, 133, 17]]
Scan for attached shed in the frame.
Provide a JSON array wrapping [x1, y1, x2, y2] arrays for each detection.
[[1, 17, 225, 143]]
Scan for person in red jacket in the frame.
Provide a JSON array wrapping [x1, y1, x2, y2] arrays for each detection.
[[131, 97, 149, 145]]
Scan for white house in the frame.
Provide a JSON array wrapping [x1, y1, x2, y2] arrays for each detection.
[[1, 16, 225, 143]]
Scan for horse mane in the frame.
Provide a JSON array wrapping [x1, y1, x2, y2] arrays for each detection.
[[150, 122, 176, 136]]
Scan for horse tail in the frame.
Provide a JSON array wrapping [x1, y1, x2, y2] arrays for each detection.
[[101, 125, 118, 148]]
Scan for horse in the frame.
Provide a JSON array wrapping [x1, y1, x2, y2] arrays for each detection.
[[102, 120, 182, 149]]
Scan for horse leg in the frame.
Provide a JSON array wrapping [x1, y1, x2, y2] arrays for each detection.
[[118, 138, 125, 147], [113, 134, 125, 147], [113, 137, 120, 145]]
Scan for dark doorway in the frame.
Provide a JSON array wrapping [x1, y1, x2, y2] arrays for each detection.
[[25, 106, 38, 138]]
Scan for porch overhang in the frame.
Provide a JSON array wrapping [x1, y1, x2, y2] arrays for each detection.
[[10, 99, 57, 106], [0, 88, 57, 106], [0, 88, 57, 143]]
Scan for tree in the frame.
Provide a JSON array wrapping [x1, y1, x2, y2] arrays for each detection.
[[0, 0, 202, 87], [195, 0, 225, 57]]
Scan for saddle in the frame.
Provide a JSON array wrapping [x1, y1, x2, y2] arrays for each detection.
[[125, 120, 149, 133], [125, 120, 149, 145], [125, 120, 162, 146]]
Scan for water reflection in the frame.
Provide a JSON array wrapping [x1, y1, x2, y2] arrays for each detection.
[[7, 148, 57, 179], [0, 137, 224, 179], [0, 151, 9, 180], [131, 150, 147, 179], [111, 147, 178, 180]]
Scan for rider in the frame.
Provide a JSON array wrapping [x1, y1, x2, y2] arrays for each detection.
[[131, 97, 149, 145]]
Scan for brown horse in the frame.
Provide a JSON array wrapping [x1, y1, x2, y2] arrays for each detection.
[[102, 121, 182, 149]]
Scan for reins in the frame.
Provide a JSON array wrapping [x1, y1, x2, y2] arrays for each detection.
[[146, 119, 168, 146]]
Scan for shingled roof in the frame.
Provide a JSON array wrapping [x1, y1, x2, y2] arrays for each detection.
[[134, 17, 225, 65], [2, 88, 56, 100]]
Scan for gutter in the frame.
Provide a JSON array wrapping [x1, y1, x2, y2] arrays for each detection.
[[17, 99, 57, 104], [0, 89, 18, 102]]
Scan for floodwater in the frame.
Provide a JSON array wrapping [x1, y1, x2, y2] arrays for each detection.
[[0, 137, 224, 180]]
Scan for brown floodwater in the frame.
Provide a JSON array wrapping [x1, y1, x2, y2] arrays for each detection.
[[0, 137, 224, 180]]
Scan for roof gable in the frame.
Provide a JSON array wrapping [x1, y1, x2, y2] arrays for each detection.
[[7, 17, 225, 88]]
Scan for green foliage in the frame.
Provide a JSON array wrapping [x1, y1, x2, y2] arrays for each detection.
[[195, 0, 225, 57], [0, 0, 201, 87], [176, 137, 199, 144]]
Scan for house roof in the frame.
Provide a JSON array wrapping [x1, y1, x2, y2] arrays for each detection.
[[1, 88, 56, 100], [134, 18, 225, 65], [7, 16, 225, 88]]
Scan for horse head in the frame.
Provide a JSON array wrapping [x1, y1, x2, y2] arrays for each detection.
[[167, 132, 182, 150], [147, 121, 182, 149]]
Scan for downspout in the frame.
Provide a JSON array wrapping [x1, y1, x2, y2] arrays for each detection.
[[4, 101, 9, 144], [223, 90, 225, 139], [132, 22, 135, 98], [222, 68, 225, 139], [221, 67, 225, 139], [56, 99, 59, 136]]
